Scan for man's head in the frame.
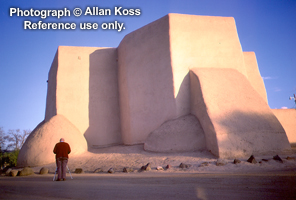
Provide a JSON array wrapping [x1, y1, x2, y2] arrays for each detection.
[[60, 138, 65, 142]]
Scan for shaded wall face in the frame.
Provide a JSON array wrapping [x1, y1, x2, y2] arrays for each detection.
[[118, 15, 177, 144], [190, 68, 291, 158], [84, 49, 122, 147], [272, 109, 296, 146], [45, 51, 58, 121]]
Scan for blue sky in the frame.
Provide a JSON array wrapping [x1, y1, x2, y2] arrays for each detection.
[[1, 0, 295, 132]]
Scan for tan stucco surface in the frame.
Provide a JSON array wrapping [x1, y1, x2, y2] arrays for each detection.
[[19, 13, 293, 166], [169, 14, 247, 119], [144, 115, 206, 152], [190, 68, 291, 158], [45, 46, 121, 148], [117, 13, 249, 145], [243, 52, 268, 103], [169, 14, 247, 77], [272, 109, 296, 146], [44, 51, 58, 120], [18, 115, 87, 167], [118, 15, 177, 145]]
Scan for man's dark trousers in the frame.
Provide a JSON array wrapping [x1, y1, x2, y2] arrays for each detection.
[[57, 157, 68, 180]]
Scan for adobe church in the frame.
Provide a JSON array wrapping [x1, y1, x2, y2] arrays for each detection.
[[18, 14, 296, 167]]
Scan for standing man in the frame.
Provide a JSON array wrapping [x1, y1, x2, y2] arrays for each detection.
[[53, 138, 71, 181]]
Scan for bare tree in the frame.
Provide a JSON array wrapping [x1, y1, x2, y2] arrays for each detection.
[[5, 129, 31, 151]]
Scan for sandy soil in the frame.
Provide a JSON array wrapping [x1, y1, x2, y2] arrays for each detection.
[[1, 145, 296, 199], [32, 144, 296, 174]]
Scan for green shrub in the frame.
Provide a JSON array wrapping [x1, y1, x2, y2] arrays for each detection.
[[0, 150, 19, 168]]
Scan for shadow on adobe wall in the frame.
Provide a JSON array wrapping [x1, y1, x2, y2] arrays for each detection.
[[215, 110, 291, 156], [188, 69, 291, 157], [84, 48, 122, 150], [85, 65, 210, 157]]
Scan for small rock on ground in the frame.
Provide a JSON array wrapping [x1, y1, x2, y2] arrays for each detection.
[[108, 168, 115, 173], [199, 162, 209, 167], [74, 168, 84, 174], [233, 159, 241, 164], [179, 163, 191, 169], [10, 170, 18, 177], [165, 164, 171, 169], [216, 159, 227, 166], [18, 167, 34, 176], [93, 168, 103, 173], [247, 155, 257, 164], [141, 163, 151, 171], [273, 155, 283, 163], [123, 167, 134, 173], [286, 156, 296, 161], [39, 167, 49, 175]]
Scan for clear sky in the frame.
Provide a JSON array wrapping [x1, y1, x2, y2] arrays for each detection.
[[1, 0, 295, 132]]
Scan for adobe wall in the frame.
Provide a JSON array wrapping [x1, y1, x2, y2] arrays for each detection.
[[86, 48, 122, 147], [169, 14, 247, 75], [272, 109, 296, 146], [45, 46, 121, 147], [117, 13, 250, 145], [190, 68, 291, 158], [243, 52, 268, 103], [45, 51, 58, 120], [117, 15, 177, 145]]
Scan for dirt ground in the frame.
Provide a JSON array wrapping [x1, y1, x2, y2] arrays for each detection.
[[30, 144, 296, 174], [1, 145, 296, 199]]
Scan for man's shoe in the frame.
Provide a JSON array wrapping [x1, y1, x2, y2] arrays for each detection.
[[56, 179, 62, 181], [63, 178, 66, 181]]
